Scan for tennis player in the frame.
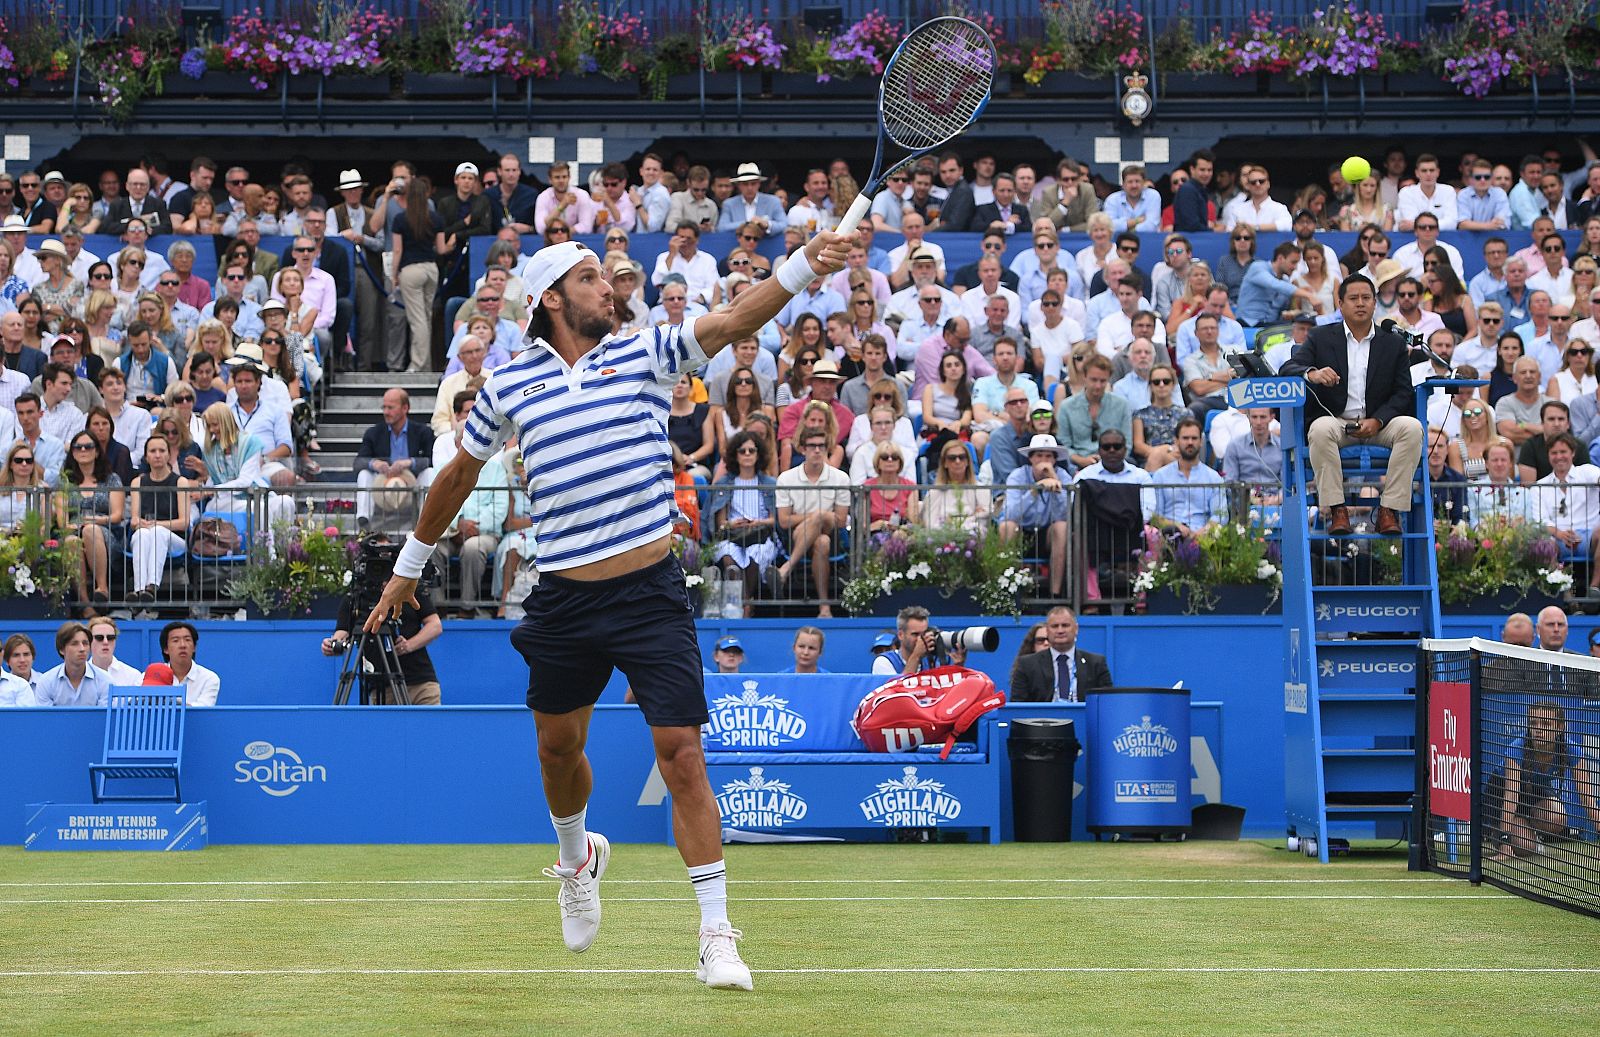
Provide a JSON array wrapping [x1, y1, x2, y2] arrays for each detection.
[[366, 229, 853, 990]]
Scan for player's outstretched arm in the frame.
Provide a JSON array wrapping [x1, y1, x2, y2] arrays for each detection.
[[693, 230, 853, 353], [363, 449, 488, 633]]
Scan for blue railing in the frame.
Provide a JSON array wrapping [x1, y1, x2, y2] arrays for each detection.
[[0, 0, 1547, 42]]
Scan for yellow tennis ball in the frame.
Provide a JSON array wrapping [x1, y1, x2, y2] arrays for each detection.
[[1341, 156, 1371, 184]]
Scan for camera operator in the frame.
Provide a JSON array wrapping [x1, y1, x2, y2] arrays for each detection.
[[323, 545, 444, 705], [871, 605, 966, 677]]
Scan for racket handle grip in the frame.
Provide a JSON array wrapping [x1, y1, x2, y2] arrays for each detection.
[[834, 192, 874, 239]]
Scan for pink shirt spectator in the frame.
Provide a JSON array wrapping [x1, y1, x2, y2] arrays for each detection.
[[534, 188, 597, 234], [594, 192, 637, 233], [911, 333, 995, 399], [271, 266, 337, 330], [178, 275, 211, 311]]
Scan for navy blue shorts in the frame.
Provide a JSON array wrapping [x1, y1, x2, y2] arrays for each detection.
[[510, 553, 708, 727]]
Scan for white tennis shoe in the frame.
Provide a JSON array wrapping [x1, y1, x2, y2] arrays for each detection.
[[542, 833, 609, 953], [696, 922, 753, 990]]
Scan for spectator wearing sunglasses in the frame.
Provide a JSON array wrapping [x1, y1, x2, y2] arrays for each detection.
[[590, 162, 636, 233], [1222, 166, 1291, 233], [1458, 159, 1512, 231], [86, 617, 142, 685]]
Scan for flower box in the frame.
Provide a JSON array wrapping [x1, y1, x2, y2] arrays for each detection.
[[767, 72, 876, 99], [664, 72, 743, 99], [1383, 72, 1445, 95], [244, 594, 344, 621], [323, 75, 394, 98], [1144, 584, 1279, 615], [0, 594, 53, 621], [1024, 72, 1111, 98], [401, 73, 494, 98], [25, 75, 73, 97], [159, 73, 263, 98], [864, 587, 986, 619], [1264, 73, 1312, 96], [1445, 588, 1565, 616], [530, 75, 640, 98], [1162, 72, 1257, 97]]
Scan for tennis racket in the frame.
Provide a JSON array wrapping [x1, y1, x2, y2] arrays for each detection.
[[832, 17, 996, 239]]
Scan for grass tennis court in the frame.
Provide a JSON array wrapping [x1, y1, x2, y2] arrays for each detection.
[[2, 840, 1596, 1036]]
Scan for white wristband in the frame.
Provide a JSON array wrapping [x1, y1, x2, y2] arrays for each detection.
[[394, 534, 435, 579], [777, 254, 820, 295]]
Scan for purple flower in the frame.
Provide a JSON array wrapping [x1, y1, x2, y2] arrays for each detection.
[[1528, 537, 1560, 568], [1173, 537, 1202, 570], [1447, 535, 1475, 566], [878, 534, 908, 565], [180, 47, 207, 80]]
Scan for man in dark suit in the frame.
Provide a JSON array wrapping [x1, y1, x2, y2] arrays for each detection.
[[969, 173, 1030, 236], [1009, 605, 1113, 703], [353, 387, 435, 530], [103, 167, 171, 237], [1279, 274, 1424, 536]]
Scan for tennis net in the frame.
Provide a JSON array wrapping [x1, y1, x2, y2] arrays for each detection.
[[1417, 637, 1600, 918]]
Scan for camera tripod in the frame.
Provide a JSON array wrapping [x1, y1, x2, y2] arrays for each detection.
[[332, 607, 411, 706]]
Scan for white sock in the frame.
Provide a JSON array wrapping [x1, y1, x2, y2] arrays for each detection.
[[551, 809, 589, 872], [688, 860, 729, 930]]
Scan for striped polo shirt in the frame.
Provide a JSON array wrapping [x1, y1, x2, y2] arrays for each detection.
[[461, 319, 706, 571]]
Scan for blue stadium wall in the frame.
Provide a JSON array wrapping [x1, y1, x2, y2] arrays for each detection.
[[0, 613, 1576, 844]]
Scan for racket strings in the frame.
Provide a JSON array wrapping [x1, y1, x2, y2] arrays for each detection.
[[881, 21, 994, 152]]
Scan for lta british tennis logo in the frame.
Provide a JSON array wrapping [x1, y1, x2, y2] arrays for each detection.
[[1112, 717, 1180, 758], [858, 767, 964, 827], [716, 767, 809, 828], [703, 680, 808, 748]]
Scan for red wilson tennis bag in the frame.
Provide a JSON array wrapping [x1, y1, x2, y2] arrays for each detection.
[[852, 665, 1006, 759]]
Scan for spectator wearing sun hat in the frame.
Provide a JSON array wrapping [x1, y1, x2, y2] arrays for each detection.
[[717, 163, 788, 237]]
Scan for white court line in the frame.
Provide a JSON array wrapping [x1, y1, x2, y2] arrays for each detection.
[[0, 894, 1501, 905], [2, 966, 1597, 978], [0, 877, 1450, 888]]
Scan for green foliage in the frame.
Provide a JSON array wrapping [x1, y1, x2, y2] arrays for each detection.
[[227, 521, 355, 616], [1434, 516, 1571, 605], [842, 523, 1030, 617], [0, 510, 80, 606], [1135, 520, 1281, 615]]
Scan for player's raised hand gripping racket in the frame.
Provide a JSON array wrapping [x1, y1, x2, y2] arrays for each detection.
[[832, 17, 996, 238]]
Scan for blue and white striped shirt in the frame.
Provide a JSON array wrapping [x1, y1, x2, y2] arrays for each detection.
[[461, 319, 707, 571]]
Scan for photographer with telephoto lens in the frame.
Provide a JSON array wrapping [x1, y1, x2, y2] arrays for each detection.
[[870, 605, 999, 676]]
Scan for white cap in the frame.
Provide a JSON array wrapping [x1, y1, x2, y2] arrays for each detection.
[[522, 241, 596, 315], [454, 162, 480, 178]]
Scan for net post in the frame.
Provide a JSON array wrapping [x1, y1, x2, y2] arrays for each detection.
[[1412, 643, 1429, 872], [1467, 644, 1484, 886]]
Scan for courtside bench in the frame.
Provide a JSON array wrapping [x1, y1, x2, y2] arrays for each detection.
[[685, 674, 1003, 843]]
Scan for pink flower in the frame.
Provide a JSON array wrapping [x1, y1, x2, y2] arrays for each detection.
[[324, 526, 339, 537], [44, 539, 58, 548], [1481, 539, 1493, 549]]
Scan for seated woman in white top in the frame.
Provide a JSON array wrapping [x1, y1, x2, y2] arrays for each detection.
[[920, 437, 992, 533], [1546, 338, 1597, 403], [844, 376, 916, 454]]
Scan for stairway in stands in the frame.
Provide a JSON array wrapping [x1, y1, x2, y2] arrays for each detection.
[[315, 372, 441, 480]]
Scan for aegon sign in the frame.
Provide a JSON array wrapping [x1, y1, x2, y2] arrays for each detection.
[[1227, 377, 1307, 408]]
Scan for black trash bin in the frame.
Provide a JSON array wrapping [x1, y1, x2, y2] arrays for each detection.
[[1007, 717, 1081, 842]]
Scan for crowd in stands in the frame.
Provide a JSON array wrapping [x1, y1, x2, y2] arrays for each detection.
[[0, 618, 217, 707], [4, 141, 1600, 616]]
